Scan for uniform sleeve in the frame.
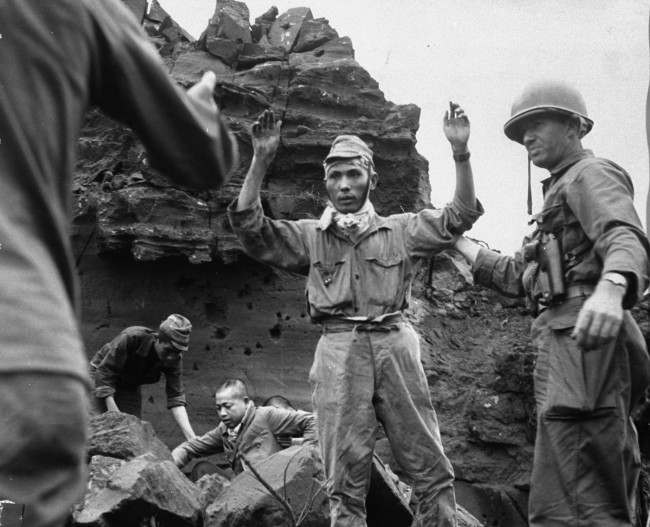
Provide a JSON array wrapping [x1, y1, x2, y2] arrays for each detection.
[[263, 407, 318, 444], [85, 0, 237, 189], [405, 196, 484, 257], [92, 333, 130, 399], [164, 361, 187, 409], [171, 427, 224, 468], [472, 247, 527, 298], [566, 163, 649, 307], [228, 199, 311, 274]]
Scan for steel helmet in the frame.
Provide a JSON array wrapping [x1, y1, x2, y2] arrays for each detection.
[[504, 80, 593, 143]]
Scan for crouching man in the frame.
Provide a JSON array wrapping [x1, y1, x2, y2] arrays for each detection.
[[172, 379, 317, 473], [228, 106, 483, 526], [90, 314, 196, 440]]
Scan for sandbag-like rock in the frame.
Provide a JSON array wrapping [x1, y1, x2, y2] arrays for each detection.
[[204, 445, 329, 527], [87, 412, 172, 461], [293, 18, 338, 52], [207, 0, 252, 44], [171, 51, 233, 87], [268, 7, 313, 51], [73, 455, 201, 527], [197, 471, 232, 509]]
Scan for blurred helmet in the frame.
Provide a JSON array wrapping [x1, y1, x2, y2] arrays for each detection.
[[504, 80, 593, 143]]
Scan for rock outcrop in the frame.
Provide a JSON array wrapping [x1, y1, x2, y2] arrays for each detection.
[[87, 412, 172, 461]]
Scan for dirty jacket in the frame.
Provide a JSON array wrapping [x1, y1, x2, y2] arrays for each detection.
[[473, 150, 649, 308], [172, 404, 317, 472], [228, 196, 483, 320], [90, 326, 186, 408], [0, 0, 237, 383]]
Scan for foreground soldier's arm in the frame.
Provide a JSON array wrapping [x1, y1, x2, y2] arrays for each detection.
[[89, 0, 238, 189], [229, 110, 310, 272], [171, 427, 224, 468], [406, 103, 483, 256]]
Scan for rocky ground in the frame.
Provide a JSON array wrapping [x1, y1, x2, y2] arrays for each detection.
[[62, 1, 650, 525]]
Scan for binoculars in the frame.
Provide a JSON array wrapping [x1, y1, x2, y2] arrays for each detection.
[[523, 232, 565, 304]]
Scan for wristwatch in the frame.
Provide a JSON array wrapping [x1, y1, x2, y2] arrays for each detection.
[[601, 272, 628, 289]]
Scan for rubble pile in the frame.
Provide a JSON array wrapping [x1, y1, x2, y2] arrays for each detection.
[[70, 413, 482, 526]]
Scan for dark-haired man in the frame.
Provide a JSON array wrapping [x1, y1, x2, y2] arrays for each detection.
[[90, 314, 196, 440], [172, 379, 317, 473], [228, 105, 482, 527]]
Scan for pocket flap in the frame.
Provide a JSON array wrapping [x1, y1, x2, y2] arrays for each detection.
[[313, 260, 344, 271], [365, 255, 402, 268]]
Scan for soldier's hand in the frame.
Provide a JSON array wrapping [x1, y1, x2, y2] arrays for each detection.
[[571, 280, 625, 350], [443, 101, 470, 152], [186, 71, 220, 137], [251, 109, 282, 165]]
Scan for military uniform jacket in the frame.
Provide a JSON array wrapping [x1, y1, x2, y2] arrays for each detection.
[[473, 150, 649, 309], [90, 326, 186, 408], [172, 403, 317, 473], [228, 196, 483, 320]]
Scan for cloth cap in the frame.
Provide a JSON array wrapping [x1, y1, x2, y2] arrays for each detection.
[[324, 135, 374, 164], [159, 314, 192, 351]]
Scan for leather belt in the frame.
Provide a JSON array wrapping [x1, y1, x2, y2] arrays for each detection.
[[319, 313, 404, 334], [537, 283, 594, 313], [564, 283, 595, 299]]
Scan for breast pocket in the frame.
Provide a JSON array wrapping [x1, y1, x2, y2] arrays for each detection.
[[364, 254, 405, 306], [308, 259, 351, 310]]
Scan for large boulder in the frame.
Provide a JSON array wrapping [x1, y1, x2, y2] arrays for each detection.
[[73, 455, 201, 527], [87, 412, 172, 461], [204, 445, 329, 526]]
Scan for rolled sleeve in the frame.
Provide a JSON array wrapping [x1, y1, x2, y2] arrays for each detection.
[[164, 366, 186, 409], [172, 427, 224, 468], [227, 199, 311, 273], [451, 196, 485, 232], [472, 247, 525, 298], [406, 197, 484, 257]]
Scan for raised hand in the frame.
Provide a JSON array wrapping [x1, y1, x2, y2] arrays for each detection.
[[443, 101, 470, 153], [251, 109, 282, 166]]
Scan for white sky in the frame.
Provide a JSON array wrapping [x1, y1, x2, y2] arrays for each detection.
[[161, 0, 649, 253]]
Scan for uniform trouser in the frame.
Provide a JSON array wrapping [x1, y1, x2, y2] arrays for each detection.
[[0, 372, 88, 527], [529, 304, 647, 526], [309, 322, 457, 527]]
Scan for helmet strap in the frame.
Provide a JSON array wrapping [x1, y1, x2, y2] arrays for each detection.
[[527, 156, 533, 215]]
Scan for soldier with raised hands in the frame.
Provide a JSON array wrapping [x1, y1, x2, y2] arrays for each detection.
[[228, 103, 483, 526]]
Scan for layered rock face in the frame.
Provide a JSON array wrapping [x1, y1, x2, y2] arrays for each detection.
[[72, 2, 650, 525], [75, 0, 431, 441]]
